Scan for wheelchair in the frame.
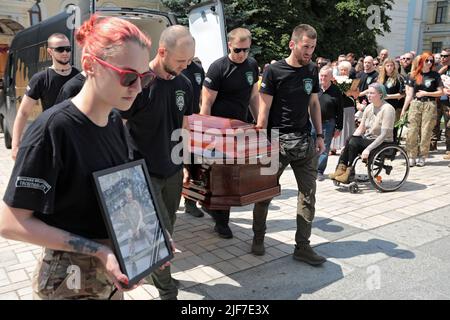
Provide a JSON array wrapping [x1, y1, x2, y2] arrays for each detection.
[[333, 140, 410, 194]]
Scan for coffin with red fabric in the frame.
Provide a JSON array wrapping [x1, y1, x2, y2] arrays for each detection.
[[182, 114, 280, 210]]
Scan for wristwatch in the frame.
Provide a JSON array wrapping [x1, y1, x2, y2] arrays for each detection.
[[316, 133, 325, 139]]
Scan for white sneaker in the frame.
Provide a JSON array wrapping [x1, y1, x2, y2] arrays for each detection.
[[408, 158, 416, 167], [416, 157, 426, 167]]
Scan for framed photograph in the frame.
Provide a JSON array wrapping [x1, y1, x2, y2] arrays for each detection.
[[93, 159, 173, 288]]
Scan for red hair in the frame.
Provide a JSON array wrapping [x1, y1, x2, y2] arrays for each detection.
[[76, 15, 152, 59], [411, 51, 434, 85]]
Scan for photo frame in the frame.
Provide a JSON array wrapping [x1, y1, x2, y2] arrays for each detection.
[[93, 159, 173, 288]]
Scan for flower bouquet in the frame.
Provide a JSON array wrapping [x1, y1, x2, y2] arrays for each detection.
[[334, 75, 353, 94]]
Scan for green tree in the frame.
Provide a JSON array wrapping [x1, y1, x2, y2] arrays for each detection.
[[161, 0, 393, 65]]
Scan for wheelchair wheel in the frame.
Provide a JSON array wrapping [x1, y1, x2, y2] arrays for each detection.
[[367, 145, 409, 192], [349, 182, 359, 194]]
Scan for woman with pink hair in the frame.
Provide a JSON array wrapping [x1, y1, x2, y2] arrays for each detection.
[[401, 52, 444, 167]]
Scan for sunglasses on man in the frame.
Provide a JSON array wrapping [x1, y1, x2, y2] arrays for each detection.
[[51, 46, 72, 53], [441, 54, 449, 58], [233, 47, 250, 54], [91, 55, 156, 88]]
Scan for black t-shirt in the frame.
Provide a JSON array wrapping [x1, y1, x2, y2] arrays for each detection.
[[408, 71, 443, 95], [260, 60, 320, 133], [203, 56, 259, 122], [319, 83, 344, 130], [3, 100, 129, 239], [182, 62, 205, 114], [358, 70, 379, 93], [120, 74, 193, 178], [384, 75, 405, 109], [55, 72, 86, 104], [26, 68, 80, 110]]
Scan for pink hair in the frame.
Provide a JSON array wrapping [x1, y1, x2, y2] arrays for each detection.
[[76, 15, 151, 59]]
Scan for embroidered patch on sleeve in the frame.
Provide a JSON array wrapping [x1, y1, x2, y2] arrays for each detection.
[[15, 177, 52, 194]]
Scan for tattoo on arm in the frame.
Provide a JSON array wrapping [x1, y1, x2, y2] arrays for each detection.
[[67, 235, 102, 255]]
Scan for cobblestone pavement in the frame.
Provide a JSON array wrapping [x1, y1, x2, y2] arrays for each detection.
[[1, 132, 450, 300]]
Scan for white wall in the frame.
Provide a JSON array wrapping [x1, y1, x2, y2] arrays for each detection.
[[376, 0, 426, 58]]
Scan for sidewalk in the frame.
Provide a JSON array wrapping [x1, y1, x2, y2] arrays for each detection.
[[1, 132, 450, 300]]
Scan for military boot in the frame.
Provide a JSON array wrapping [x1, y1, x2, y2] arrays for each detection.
[[334, 167, 353, 184], [293, 244, 326, 266], [329, 163, 347, 180], [251, 235, 265, 256]]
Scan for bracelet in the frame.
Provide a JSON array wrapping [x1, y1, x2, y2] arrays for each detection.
[[316, 133, 325, 139]]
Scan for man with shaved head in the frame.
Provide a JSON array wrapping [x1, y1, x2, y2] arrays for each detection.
[[379, 49, 389, 63], [120, 25, 195, 300], [11, 33, 79, 160], [356, 56, 379, 118]]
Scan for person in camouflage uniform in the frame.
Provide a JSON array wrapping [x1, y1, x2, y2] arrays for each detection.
[[401, 52, 444, 167]]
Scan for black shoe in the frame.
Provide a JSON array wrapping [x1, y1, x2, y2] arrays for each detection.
[[185, 201, 204, 218], [214, 224, 233, 239], [293, 244, 326, 266]]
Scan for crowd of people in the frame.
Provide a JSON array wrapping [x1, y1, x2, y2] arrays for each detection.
[[312, 47, 448, 180], [0, 14, 449, 300]]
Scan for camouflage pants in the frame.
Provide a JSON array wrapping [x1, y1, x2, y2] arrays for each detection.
[[406, 100, 437, 158], [431, 99, 450, 147], [32, 248, 123, 300]]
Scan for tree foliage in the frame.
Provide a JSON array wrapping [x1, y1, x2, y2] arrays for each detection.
[[161, 0, 393, 65]]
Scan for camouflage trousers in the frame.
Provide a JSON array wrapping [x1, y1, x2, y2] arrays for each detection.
[[32, 248, 123, 300], [406, 100, 437, 158], [431, 99, 450, 150]]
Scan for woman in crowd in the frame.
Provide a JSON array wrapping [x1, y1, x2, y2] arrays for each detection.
[[330, 83, 395, 183], [0, 15, 158, 299], [330, 60, 358, 154], [401, 52, 444, 167], [378, 58, 406, 123]]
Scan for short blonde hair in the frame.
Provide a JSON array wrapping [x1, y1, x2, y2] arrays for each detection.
[[228, 28, 252, 43]]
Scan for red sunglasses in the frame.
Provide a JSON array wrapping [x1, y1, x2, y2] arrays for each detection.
[[91, 55, 156, 88]]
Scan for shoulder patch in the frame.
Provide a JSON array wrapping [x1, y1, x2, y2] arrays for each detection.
[[16, 177, 51, 194]]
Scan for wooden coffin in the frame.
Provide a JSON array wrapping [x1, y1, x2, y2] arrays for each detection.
[[182, 114, 280, 210]]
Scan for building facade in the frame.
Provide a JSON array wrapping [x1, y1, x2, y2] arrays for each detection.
[[422, 0, 450, 53], [376, 0, 428, 58]]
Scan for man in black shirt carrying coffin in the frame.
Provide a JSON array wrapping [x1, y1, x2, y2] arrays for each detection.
[[200, 27, 260, 239], [254, 24, 327, 265], [120, 25, 195, 300], [11, 33, 79, 160]]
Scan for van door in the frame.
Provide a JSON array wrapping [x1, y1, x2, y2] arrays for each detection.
[[95, 8, 176, 60], [188, 0, 227, 72]]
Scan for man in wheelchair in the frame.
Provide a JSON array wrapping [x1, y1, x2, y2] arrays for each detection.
[[330, 83, 396, 183]]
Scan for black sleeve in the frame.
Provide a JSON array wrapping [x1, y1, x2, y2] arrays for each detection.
[[259, 65, 275, 96], [312, 66, 320, 94], [203, 61, 222, 91], [251, 59, 259, 85], [336, 91, 344, 130], [25, 72, 44, 100], [435, 72, 444, 88], [398, 76, 406, 94], [3, 122, 61, 214]]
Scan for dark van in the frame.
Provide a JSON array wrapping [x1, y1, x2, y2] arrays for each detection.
[[0, 1, 227, 149]]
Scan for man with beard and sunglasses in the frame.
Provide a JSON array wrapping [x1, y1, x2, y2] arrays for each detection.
[[199, 27, 260, 239], [120, 25, 195, 300], [253, 24, 327, 266], [11, 33, 79, 160]]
